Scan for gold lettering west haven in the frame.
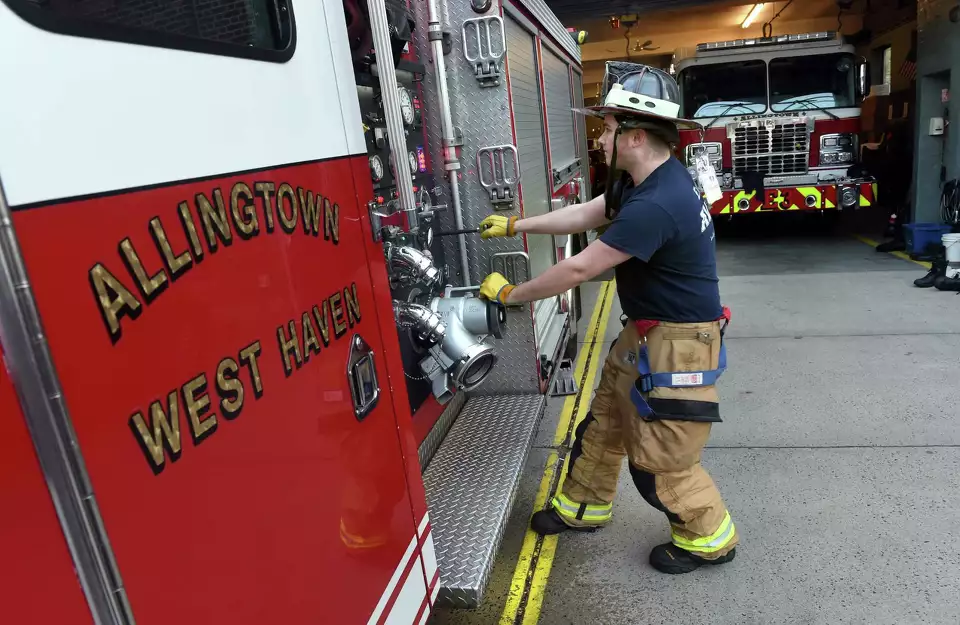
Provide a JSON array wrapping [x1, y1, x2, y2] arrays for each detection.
[[130, 391, 182, 475], [276, 284, 363, 380], [130, 341, 266, 474]]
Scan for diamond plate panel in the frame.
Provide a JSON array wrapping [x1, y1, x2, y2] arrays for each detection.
[[418, 390, 467, 471], [411, 0, 541, 394], [422, 393, 546, 608]]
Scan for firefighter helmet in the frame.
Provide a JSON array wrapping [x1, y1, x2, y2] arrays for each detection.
[[577, 61, 701, 136], [575, 62, 701, 220]]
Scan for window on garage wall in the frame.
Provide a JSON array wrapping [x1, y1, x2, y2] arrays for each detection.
[[868, 44, 892, 93], [0, 0, 296, 62]]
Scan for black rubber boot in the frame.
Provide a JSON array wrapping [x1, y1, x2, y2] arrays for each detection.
[[876, 239, 906, 253], [649, 543, 736, 575], [934, 273, 960, 292], [530, 509, 600, 536], [915, 257, 947, 288]]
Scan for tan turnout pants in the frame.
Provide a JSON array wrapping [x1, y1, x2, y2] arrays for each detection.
[[552, 320, 738, 559]]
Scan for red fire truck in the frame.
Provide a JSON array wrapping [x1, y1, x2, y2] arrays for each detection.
[[675, 31, 879, 215], [0, 0, 588, 623]]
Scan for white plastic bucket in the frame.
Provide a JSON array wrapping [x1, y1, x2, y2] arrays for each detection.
[[944, 233, 960, 279]]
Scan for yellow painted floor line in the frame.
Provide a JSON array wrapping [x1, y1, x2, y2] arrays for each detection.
[[500, 280, 616, 625], [854, 234, 932, 269]]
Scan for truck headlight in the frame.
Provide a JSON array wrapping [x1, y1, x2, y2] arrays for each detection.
[[685, 142, 722, 170], [840, 186, 859, 207], [819, 133, 856, 166]]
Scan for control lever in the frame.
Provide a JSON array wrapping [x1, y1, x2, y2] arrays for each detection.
[[433, 227, 479, 237]]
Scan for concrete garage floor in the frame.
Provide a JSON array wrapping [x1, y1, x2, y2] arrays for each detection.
[[434, 227, 960, 625]]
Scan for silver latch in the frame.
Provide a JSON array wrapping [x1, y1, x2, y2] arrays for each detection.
[[477, 144, 521, 208], [573, 175, 585, 203], [552, 158, 581, 188], [462, 16, 505, 87], [346, 334, 380, 421], [491, 252, 530, 306], [367, 200, 397, 243]]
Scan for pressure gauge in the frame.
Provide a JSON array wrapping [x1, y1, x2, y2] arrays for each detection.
[[398, 86, 415, 126], [369, 155, 384, 182], [408, 151, 418, 173]]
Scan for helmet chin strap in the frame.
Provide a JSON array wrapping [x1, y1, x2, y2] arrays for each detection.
[[604, 123, 633, 220]]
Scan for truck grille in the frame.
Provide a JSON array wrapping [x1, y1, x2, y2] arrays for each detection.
[[732, 122, 809, 176]]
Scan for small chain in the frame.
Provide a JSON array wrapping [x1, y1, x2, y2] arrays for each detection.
[[404, 351, 445, 382]]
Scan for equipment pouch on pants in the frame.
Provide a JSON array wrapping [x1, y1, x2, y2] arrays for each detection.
[[630, 322, 725, 423]]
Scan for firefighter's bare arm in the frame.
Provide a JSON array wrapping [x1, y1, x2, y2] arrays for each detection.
[[480, 238, 628, 305], [478, 194, 607, 239]]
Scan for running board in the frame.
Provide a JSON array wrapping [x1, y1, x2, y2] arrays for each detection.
[[423, 393, 546, 608]]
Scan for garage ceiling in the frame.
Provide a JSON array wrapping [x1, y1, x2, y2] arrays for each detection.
[[544, 0, 742, 21], [565, 0, 866, 100], [565, 0, 863, 66]]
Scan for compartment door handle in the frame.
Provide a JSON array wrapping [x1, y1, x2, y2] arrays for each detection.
[[346, 334, 380, 421]]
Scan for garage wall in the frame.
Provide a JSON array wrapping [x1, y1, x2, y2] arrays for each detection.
[[859, 21, 918, 95], [911, 0, 959, 223]]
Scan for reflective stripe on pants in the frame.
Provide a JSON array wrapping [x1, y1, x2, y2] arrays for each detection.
[[553, 322, 739, 557], [672, 511, 736, 554], [552, 492, 613, 524]]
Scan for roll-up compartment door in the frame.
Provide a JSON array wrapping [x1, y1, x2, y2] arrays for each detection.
[[503, 15, 559, 358], [541, 47, 576, 187], [571, 70, 591, 201]]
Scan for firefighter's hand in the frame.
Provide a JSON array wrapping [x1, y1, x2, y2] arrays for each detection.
[[479, 272, 515, 305], [479, 214, 519, 239]]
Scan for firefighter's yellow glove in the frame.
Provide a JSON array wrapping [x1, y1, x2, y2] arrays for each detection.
[[479, 272, 515, 305], [478, 214, 519, 239]]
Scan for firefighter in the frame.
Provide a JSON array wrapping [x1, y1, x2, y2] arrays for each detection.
[[477, 62, 738, 575]]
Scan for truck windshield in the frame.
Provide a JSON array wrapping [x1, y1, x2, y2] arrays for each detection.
[[769, 53, 857, 112], [679, 60, 767, 118]]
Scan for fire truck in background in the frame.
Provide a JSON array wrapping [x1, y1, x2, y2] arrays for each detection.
[[675, 31, 879, 215], [0, 0, 588, 623]]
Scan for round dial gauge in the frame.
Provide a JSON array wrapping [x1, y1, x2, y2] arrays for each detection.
[[398, 87, 415, 126], [369, 155, 384, 182], [408, 151, 418, 173]]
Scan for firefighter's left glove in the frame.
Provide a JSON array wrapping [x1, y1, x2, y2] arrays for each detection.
[[479, 272, 516, 305], [479, 215, 519, 240]]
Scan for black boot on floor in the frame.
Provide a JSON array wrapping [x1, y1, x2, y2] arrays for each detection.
[[649, 543, 736, 575], [530, 509, 600, 536], [915, 257, 947, 288], [876, 239, 906, 253], [934, 273, 960, 292]]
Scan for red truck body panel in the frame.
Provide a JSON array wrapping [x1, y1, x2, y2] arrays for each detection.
[[1, 348, 95, 625]]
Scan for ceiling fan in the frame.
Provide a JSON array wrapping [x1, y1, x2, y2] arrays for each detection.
[[606, 38, 660, 55]]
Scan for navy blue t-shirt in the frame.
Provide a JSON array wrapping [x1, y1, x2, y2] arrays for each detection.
[[599, 156, 722, 323]]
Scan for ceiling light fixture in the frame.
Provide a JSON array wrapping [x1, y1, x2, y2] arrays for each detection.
[[741, 3, 765, 29]]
